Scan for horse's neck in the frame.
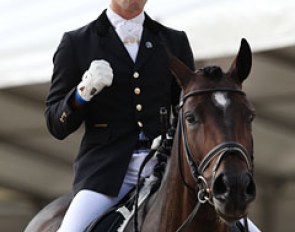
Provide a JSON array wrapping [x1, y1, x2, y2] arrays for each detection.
[[143, 144, 228, 232]]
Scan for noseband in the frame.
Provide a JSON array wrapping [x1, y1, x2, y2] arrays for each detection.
[[176, 88, 253, 232]]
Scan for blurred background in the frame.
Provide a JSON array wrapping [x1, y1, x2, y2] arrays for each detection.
[[0, 0, 294, 231]]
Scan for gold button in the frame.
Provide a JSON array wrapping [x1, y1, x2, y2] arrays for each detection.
[[134, 87, 141, 95], [133, 72, 139, 79], [136, 104, 143, 111], [137, 121, 143, 128]]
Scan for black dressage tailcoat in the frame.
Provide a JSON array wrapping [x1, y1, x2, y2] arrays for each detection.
[[45, 10, 195, 196]]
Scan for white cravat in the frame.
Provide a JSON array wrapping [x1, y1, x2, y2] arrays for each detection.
[[116, 21, 143, 44], [107, 7, 145, 62]]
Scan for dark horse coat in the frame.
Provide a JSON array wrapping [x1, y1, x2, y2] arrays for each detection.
[[45, 10, 195, 197]]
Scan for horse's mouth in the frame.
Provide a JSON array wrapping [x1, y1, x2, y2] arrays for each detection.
[[216, 209, 246, 224]]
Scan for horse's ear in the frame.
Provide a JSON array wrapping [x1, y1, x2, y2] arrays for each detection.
[[228, 38, 252, 84], [168, 53, 194, 88]]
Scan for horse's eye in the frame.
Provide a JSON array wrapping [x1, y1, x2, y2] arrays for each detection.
[[249, 112, 256, 122], [184, 112, 198, 125]]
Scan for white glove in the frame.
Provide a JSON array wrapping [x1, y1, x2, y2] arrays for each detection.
[[77, 60, 113, 101]]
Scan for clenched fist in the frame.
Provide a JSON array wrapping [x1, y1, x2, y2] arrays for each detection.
[[77, 60, 113, 101]]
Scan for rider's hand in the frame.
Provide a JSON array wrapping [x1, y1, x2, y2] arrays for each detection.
[[77, 60, 113, 101]]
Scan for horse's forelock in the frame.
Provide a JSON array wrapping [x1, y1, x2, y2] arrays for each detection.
[[200, 66, 223, 81]]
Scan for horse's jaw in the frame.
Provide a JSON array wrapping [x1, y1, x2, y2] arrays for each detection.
[[215, 209, 247, 225]]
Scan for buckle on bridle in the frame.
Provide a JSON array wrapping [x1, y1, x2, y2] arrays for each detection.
[[197, 176, 213, 204]]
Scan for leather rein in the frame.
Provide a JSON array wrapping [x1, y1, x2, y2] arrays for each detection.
[[176, 88, 254, 232]]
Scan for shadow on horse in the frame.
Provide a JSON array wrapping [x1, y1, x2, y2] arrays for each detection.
[[25, 38, 256, 232]]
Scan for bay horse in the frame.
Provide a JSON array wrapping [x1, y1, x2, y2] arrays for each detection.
[[25, 38, 256, 232], [121, 38, 256, 232]]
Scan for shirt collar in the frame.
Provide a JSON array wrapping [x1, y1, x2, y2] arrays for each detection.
[[106, 6, 145, 29]]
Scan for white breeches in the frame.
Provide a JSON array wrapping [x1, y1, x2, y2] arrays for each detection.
[[57, 149, 154, 232]]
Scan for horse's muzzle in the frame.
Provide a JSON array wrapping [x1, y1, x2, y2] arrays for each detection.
[[212, 170, 256, 223]]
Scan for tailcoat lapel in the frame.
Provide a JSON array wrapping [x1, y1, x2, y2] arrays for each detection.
[[135, 14, 163, 70], [135, 27, 158, 70]]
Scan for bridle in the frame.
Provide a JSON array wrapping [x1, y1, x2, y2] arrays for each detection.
[[176, 88, 254, 232]]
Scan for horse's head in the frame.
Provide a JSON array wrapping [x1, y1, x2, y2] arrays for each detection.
[[170, 39, 256, 224]]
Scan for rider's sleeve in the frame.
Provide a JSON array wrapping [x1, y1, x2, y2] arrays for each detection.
[[45, 32, 86, 140]]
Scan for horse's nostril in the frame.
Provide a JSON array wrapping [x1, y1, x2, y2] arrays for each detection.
[[244, 173, 256, 201], [212, 174, 228, 201]]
